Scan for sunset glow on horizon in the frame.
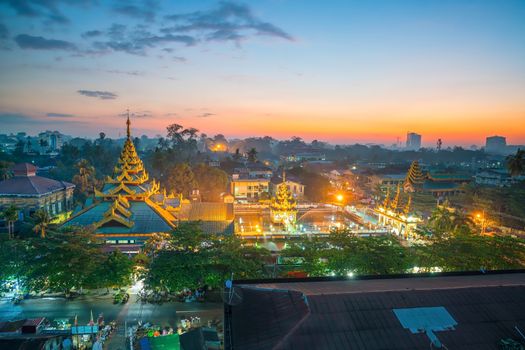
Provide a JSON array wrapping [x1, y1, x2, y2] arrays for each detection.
[[1, 0, 524, 146]]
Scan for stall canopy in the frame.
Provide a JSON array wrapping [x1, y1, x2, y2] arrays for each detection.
[[71, 325, 99, 334], [143, 334, 180, 350]]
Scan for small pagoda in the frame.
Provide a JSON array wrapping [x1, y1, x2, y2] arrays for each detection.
[[375, 183, 420, 239], [270, 171, 297, 232]]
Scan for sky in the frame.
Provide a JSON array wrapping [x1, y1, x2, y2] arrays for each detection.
[[0, 0, 524, 147]]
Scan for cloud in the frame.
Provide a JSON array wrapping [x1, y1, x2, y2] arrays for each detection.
[[112, 0, 160, 21], [0, 112, 84, 126], [162, 1, 294, 44], [77, 90, 118, 100], [0, 112, 34, 123], [118, 110, 153, 118], [91, 23, 197, 55], [0, 0, 90, 24], [196, 112, 215, 118], [14, 34, 77, 50], [46, 112, 74, 118], [0, 23, 8, 40], [81, 30, 103, 39], [172, 56, 186, 62], [105, 69, 144, 76]]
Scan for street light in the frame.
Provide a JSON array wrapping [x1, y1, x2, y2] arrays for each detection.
[[336, 194, 344, 202], [475, 210, 486, 235]]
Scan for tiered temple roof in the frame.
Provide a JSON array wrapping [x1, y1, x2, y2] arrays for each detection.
[[403, 160, 425, 192], [64, 115, 234, 244], [64, 116, 176, 235]]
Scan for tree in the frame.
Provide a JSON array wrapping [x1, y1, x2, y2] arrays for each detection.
[[414, 232, 525, 272], [165, 163, 197, 196], [145, 222, 269, 292], [507, 149, 525, 176], [0, 161, 12, 180], [2, 205, 18, 239], [428, 206, 473, 238], [193, 163, 228, 201], [233, 148, 241, 161], [32, 209, 51, 238], [281, 233, 412, 277], [24, 229, 105, 296], [72, 159, 97, 203], [247, 148, 258, 162], [99, 250, 134, 290]]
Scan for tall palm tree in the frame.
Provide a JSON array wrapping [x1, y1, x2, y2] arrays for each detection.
[[33, 209, 51, 238], [507, 149, 525, 176], [73, 159, 96, 196], [2, 205, 18, 239], [0, 161, 12, 180]]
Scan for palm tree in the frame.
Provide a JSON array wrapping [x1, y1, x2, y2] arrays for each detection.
[[428, 206, 453, 236], [2, 205, 18, 239], [247, 148, 258, 163], [507, 149, 525, 176], [0, 161, 12, 180], [73, 159, 96, 196], [33, 209, 51, 238]]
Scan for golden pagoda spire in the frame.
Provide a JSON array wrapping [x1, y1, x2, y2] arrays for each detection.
[[383, 186, 390, 208], [282, 168, 286, 183], [126, 109, 131, 139], [404, 195, 412, 215], [391, 183, 401, 210]]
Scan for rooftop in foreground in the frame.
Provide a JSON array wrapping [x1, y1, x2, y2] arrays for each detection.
[[226, 271, 525, 350]]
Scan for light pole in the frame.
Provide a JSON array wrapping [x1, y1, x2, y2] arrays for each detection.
[[476, 210, 486, 235]]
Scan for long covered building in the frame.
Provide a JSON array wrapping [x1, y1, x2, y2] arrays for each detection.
[[63, 117, 233, 253]]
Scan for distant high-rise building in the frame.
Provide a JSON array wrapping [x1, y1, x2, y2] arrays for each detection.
[[485, 136, 506, 154], [406, 132, 421, 151]]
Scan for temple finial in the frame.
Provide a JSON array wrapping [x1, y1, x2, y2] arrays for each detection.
[[126, 109, 131, 139], [282, 168, 286, 183]]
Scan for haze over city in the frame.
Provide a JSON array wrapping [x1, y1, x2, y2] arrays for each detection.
[[1, 0, 524, 146]]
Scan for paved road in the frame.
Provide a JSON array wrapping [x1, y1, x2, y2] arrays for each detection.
[[0, 294, 222, 328]]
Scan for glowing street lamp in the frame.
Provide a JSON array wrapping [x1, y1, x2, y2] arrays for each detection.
[[336, 194, 344, 202]]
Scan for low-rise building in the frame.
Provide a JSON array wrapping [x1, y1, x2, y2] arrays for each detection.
[[230, 164, 273, 202], [0, 163, 75, 218], [475, 169, 524, 187]]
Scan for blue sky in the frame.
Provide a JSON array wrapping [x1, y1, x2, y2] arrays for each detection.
[[0, 0, 524, 146]]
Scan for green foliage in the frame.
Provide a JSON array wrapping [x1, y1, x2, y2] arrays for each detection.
[[144, 222, 270, 292], [0, 228, 137, 296], [427, 206, 473, 238], [22, 229, 106, 295], [165, 163, 197, 196], [457, 184, 525, 229], [282, 233, 413, 276], [247, 148, 258, 162], [99, 250, 134, 289], [414, 233, 525, 272], [506, 149, 525, 176], [71, 159, 98, 203], [192, 163, 228, 201], [32, 209, 52, 238], [288, 166, 332, 202]]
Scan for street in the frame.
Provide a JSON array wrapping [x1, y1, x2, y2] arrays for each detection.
[[0, 294, 223, 349]]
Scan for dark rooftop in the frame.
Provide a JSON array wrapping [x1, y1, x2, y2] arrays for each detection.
[[226, 272, 525, 349], [0, 171, 74, 196]]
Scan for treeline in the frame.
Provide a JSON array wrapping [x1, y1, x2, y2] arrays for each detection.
[[0, 228, 134, 297]]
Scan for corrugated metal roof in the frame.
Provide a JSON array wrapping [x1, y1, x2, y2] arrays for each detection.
[[227, 274, 525, 350]]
